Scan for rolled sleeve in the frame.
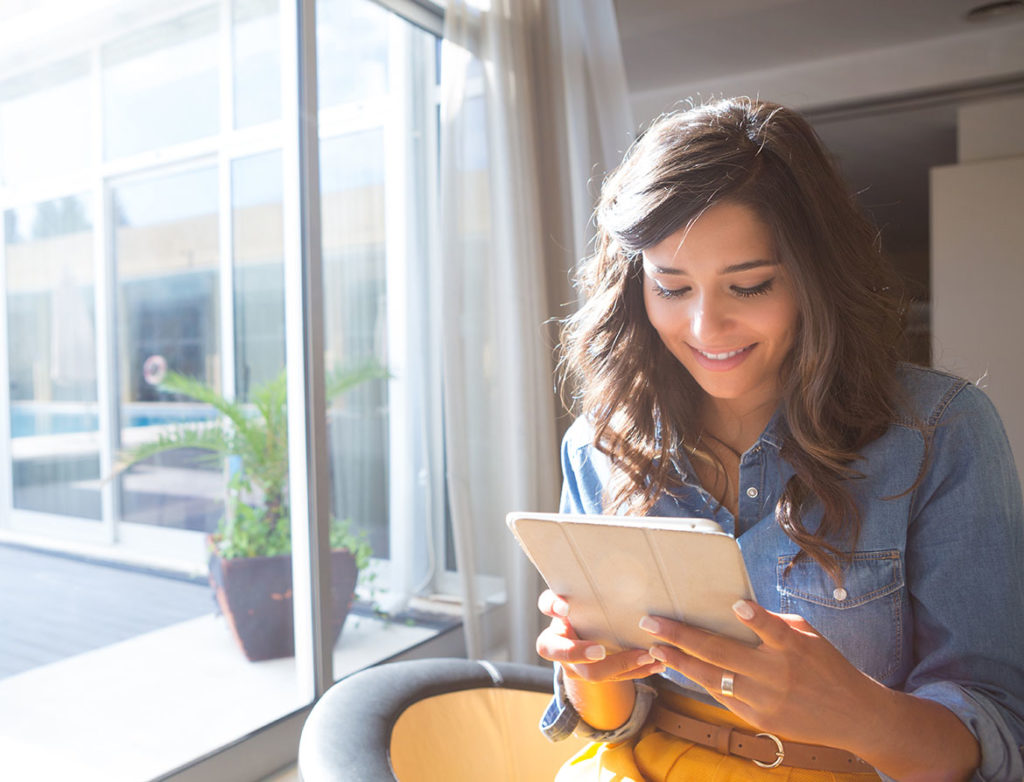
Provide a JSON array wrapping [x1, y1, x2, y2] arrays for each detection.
[[540, 664, 657, 743], [908, 682, 1024, 782]]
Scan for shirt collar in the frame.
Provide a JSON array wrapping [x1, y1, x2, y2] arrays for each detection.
[[759, 407, 785, 450]]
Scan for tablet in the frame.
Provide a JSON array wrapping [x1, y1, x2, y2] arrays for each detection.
[[507, 511, 759, 652]]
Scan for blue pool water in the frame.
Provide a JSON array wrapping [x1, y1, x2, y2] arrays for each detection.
[[10, 408, 216, 438]]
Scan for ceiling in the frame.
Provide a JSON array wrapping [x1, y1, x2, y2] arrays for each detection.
[[613, 0, 1024, 96], [611, 0, 1024, 291]]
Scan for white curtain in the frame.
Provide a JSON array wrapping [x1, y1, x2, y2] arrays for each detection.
[[440, 0, 634, 663]]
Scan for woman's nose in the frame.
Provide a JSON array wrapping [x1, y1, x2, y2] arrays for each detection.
[[690, 293, 731, 342]]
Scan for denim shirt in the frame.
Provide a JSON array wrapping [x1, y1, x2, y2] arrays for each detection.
[[540, 365, 1024, 781]]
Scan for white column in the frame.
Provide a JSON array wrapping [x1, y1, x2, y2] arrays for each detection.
[[931, 95, 1024, 486]]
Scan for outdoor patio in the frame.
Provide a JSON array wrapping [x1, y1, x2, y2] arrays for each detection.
[[0, 543, 458, 780]]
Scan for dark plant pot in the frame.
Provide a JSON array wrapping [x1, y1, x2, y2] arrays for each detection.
[[208, 543, 359, 662]]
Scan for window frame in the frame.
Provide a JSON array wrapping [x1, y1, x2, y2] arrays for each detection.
[[0, 0, 449, 776]]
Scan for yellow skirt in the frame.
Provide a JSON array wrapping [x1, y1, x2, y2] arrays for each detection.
[[555, 688, 879, 782]]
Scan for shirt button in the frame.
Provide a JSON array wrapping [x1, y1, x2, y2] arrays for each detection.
[[745, 486, 758, 498], [833, 587, 848, 602]]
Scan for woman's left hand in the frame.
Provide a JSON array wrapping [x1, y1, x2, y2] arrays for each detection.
[[640, 600, 882, 750]]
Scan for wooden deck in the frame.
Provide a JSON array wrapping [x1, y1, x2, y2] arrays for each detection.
[[0, 543, 212, 678]]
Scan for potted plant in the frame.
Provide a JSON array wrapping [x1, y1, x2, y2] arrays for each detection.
[[117, 363, 385, 661]]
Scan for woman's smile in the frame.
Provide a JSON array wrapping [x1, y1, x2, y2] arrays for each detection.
[[689, 343, 756, 369]]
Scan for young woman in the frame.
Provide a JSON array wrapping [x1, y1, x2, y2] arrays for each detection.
[[536, 98, 1024, 781]]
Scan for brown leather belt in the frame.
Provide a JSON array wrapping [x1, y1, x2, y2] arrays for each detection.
[[650, 704, 876, 773]]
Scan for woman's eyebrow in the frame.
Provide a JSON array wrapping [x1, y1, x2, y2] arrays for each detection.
[[722, 259, 778, 274], [643, 259, 778, 275]]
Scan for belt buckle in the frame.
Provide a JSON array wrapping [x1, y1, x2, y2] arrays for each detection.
[[752, 732, 785, 769]]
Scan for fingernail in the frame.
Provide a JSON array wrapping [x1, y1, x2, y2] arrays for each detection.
[[649, 646, 667, 662], [732, 600, 755, 620], [585, 644, 606, 661], [639, 616, 659, 633], [553, 599, 569, 618], [653, 663, 666, 674], [636, 652, 654, 665]]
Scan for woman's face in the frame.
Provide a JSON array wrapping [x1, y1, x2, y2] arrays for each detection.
[[642, 201, 799, 414]]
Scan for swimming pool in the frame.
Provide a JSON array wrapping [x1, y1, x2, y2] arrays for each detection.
[[9, 405, 216, 438]]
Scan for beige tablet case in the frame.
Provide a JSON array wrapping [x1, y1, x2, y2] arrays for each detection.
[[507, 512, 758, 651]]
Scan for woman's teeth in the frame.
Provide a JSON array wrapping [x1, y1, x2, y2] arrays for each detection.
[[699, 346, 749, 360]]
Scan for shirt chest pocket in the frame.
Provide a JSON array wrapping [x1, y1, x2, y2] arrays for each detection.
[[777, 549, 906, 682]]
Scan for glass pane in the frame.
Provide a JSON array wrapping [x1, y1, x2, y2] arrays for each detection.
[[113, 167, 222, 531], [318, 5, 442, 619], [450, 92, 500, 578], [0, 57, 91, 187], [102, 6, 219, 160], [320, 129, 390, 556], [233, 0, 281, 128], [232, 150, 284, 399], [4, 194, 99, 519], [317, 0, 390, 109]]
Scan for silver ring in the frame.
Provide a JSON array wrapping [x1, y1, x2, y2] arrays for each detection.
[[720, 671, 735, 697]]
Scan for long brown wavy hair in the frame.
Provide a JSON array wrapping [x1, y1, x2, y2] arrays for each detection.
[[560, 98, 906, 584]]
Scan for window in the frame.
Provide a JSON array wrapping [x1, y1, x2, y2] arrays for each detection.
[[232, 150, 285, 397], [0, 56, 91, 187], [102, 7, 220, 160], [0, 0, 446, 777], [114, 166, 223, 531], [5, 194, 98, 520]]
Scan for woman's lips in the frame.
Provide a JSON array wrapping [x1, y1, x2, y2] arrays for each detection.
[[688, 343, 756, 371]]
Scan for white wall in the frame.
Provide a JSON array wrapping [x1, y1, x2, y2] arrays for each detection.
[[957, 94, 1024, 163], [931, 95, 1024, 486]]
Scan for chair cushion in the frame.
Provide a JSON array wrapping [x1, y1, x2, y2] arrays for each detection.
[[390, 688, 584, 781]]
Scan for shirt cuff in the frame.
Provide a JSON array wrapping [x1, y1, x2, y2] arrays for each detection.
[[539, 664, 657, 743], [897, 681, 1024, 782]]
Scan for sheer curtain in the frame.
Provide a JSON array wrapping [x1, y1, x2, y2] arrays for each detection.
[[440, 0, 634, 662]]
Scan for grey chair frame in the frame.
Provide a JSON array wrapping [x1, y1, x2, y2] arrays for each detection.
[[297, 657, 553, 781]]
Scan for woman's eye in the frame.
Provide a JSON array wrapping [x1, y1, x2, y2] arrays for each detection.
[[732, 278, 775, 298], [652, 282, 690, 299]]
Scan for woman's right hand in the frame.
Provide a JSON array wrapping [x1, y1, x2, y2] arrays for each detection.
[[536, 589, 665, 683]]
